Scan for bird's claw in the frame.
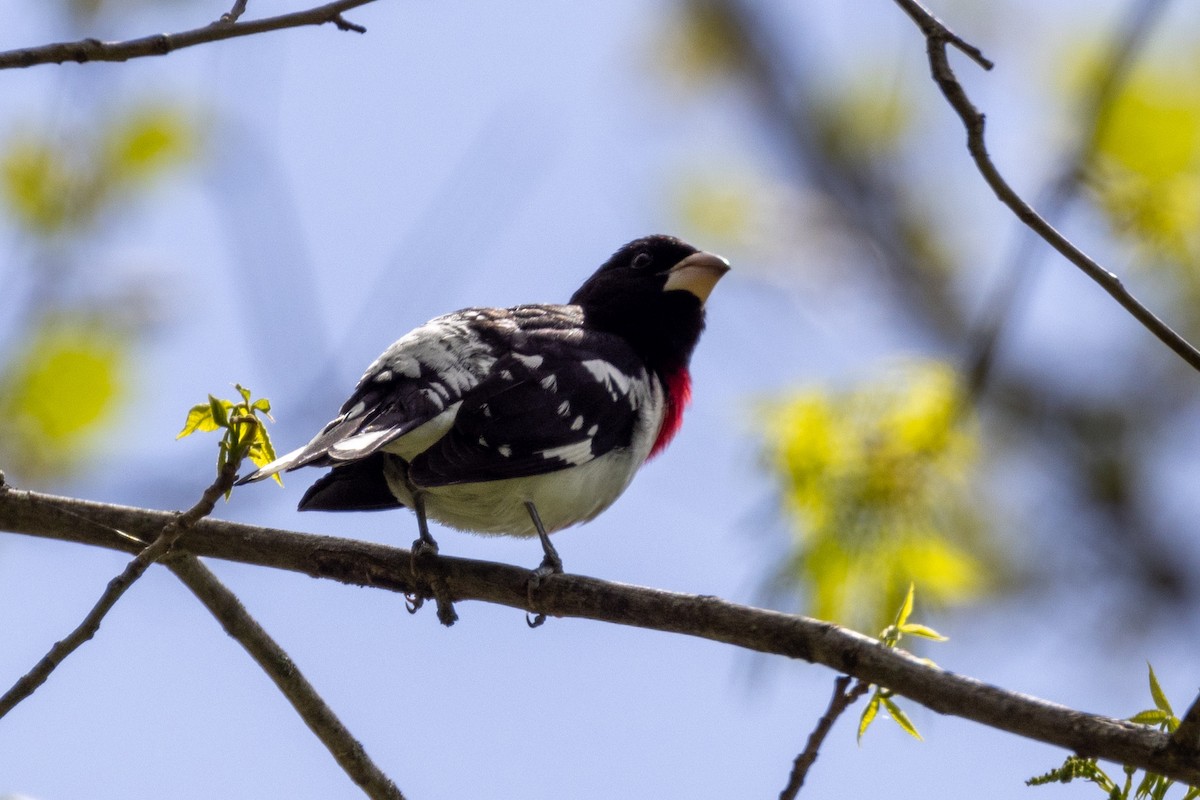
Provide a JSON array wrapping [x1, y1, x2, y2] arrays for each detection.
[[525, 555, 563, 629], [405, 592, 425, 614]]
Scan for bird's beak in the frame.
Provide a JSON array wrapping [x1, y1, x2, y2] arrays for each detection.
[[664, 251, 731, 303]]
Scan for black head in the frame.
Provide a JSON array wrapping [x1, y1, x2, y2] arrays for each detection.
[[570, 234, 729, 375]]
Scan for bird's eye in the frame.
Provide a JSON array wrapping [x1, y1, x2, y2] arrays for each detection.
[[631, 251, 653, 270]]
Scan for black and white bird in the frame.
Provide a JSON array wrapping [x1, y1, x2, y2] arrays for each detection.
[[238, 234, 729, 578]]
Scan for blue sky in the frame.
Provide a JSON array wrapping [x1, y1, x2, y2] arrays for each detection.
[[3, 1, 1200, 798]]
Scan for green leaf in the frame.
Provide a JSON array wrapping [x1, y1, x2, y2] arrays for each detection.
[[252, 397, 272, 414], [857, 693, 880, 742], [177, 403, 216, 439], [899, 623, 948, 641], [881, 695, 922, 741], [208, 395, 230, 429], [236, 383, 252, 405], [1181, 785, 1200, 800], [894, 582, 916, 628], [1129, 709, 1171, 726], [1148, 664, 1174, 716]]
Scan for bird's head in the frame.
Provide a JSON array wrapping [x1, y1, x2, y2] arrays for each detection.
[[570, 234, 730, 375]]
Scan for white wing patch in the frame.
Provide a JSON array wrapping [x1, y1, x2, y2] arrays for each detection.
[[536, 439, 594, 467], [582, 359, 633, 401], [328, 429, 396, 460]]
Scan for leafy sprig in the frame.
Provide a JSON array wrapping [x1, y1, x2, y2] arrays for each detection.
[[858, 583, 948, 742], [177, 384, 278, 493], [1028, 665, 1200, 800]]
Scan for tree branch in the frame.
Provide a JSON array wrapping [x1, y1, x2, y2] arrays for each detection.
[[2, 485, 1198, 785], [891, 0, 1200, 374], [963, 0, 1172, 400], [0, 0, 377, 70], [0, 460, 238, 719], [778, 675, 870, 800], [168, 554, 406, 800]]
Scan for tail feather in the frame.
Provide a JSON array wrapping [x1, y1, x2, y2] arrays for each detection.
[[297, 454, 404, 511], [235, 445, 308, 485]]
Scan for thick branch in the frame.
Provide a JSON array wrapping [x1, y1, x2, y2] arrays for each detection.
[[891, 0, 1200, 374], [2, 486, 1198, 785], [0, 0, 376, 70], [168, 554, 406, 800]]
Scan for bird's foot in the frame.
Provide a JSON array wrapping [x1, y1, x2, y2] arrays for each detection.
[[525, 552, 564, 628], [409, 536, 439, 576]]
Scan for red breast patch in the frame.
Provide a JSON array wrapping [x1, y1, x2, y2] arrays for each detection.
[[649, 369, 691, 459]]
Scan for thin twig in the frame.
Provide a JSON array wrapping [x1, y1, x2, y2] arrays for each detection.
[[964, 0, 1173, 400], [3, 488, 1200, 786], [779, 675, 870, 800], [217, 0, 251, 25], [168, 554, 406, 800], [0, 460, 239, 720], [891, 0, 1200, 374], [0, 0, 376, 70]]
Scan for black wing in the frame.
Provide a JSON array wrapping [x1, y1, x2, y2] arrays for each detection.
[[409, 335, 654, 487]]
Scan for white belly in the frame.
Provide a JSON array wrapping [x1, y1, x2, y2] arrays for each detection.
[[383, 448, 643, 536]]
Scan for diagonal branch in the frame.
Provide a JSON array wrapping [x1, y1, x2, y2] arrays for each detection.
[[0, 460, 239, 720], [778, 675, 870, 800], [0, 466, 404, 799], [168, 554, 406, 800], [0, 0, 377, 70], [2, 486, 1199, 786], [963, 0, 1173, 400], [891, 0, 1200, 375]]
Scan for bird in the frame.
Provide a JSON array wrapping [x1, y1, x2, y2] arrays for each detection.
[[237, 234, 729, 582]]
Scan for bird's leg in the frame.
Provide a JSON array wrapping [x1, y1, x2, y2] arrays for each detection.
[[410, 491, 439, 559], [525, 500, 562, 628], [405, 492, 459, 624]]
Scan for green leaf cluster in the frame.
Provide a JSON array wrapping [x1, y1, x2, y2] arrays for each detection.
[[760, 360, 997, 632], [1, 103, 195, 236], [177, 384, 278, 493], [858, 584, 947, 744], [1028, 665, 1199, 800], [0, 315, 127, 479]]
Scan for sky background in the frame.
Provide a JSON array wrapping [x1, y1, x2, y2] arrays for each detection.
[[3, 1, 1200, 798]]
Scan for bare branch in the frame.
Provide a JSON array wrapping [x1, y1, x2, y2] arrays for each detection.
[[168, 554, 406, 800], [218, 0, 252, 25], [2, 486, 1199, 785], [0, 0, 376, 70], [964, 0, 1173, 400], [0, 460, 239, 720], [778, 675, 870, 800], [891, 0, 1200, 375]]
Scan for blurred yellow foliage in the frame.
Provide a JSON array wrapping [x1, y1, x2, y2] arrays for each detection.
[[812, 79, 913, 164], [760, 361, 994, 631], [0, 316, 128, 478], [0, 138, 96, 235], [0, 103, 195, 236], [677, 175, 756, 245], [102, 106, 195, 182], [1086, 53, 1200, 289], [656, 1, 745, 86]]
